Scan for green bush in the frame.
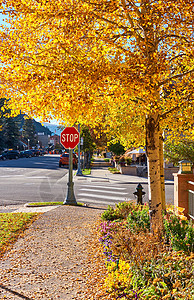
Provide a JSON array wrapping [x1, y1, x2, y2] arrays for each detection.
[[100, 203, 194, 300], [101, 202, 135, 221], [127, 204, 150, 233], [108, 167, 121, 174], [163, 213, 194, 253], [102, 202, 194, 253], [104, 158, 110, 162], [125, 157, 132, 165], [101, 205, 124, 221]]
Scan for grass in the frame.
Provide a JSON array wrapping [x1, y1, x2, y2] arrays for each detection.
[[27, 201, 63, 206], [27, 201, 84, 207], [73, 168, 91, 176], [0, 212, 40, 258], [82, 168, 91, 175], [108, 167, 121, 174]]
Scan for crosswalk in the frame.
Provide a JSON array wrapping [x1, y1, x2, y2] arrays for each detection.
[[77, 184, 131, 206]]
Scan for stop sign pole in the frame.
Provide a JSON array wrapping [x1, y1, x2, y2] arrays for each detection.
[[60, 127, 80, 205]]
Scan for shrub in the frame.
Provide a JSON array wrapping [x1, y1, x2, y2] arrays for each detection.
[[118, 156, 126, 166], [127, 204, 150, 233], [108, 167, 121, 174], [104, 158, 110, 162], [101, 202, 136, 221], [125, 157, 132, 165], [101, 205, 123, 221], [99, 202, 194, 299], [104, 250, 194, 300], [163, 212, 194, 253]]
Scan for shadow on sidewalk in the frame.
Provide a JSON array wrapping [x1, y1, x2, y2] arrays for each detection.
[[0, 284, 32, 300], [81, 204, 107, 211]]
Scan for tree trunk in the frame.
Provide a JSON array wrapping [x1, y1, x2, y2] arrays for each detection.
[[159, 131, 166, 211], [146, 113, 163, 234]]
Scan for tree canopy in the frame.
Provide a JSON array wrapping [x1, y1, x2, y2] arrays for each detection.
[[22, 118, 37, 147], [0, 0, 193, 136], [0, 98, 20, 150], [164, 140, 194, 166], [0, 0, 193, 231]]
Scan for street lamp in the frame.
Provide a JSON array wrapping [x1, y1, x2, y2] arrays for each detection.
[[28, 139, 30, 150], [178, 160, 193, 174]]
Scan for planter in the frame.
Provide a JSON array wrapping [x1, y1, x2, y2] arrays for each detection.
[[119, 165, 138, 175]]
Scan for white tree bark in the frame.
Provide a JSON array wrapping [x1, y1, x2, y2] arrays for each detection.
[[146, 113, 163, 234], [159, 131, 166, 211]]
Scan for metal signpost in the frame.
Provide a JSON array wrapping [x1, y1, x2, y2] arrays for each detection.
[[60, 127, 80, 205], [76, 124, 83, 176]]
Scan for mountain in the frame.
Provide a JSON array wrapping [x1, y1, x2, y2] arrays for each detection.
[[14, 114, 52, 136], [43, 122, 62, 135], [34, 120, 52, 136]]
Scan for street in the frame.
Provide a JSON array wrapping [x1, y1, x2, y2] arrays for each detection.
[[0, 155, 174, 210], [0, 155, 67, 207]]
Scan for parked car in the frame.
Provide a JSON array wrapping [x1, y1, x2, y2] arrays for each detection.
[[0, 152, 7, 160], [0, 150, 20, 160], [19, 150, 33, 158], [19, 151, 27, 158], [39, 149, 45, 156], [31, 149, 40, 156], [24, 150, 34, 158], [59, 152, 78, 168]]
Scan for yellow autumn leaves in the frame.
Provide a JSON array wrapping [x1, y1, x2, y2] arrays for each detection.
[[0, 0, 193, 141]]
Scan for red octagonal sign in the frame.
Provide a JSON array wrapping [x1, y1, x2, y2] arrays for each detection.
[[60, 127, 80, 149]]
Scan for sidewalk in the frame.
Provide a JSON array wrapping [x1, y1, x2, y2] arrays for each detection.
[[75, 167, 149, 184], [74, 161, 174, 185], [0, 205, 108, 300]]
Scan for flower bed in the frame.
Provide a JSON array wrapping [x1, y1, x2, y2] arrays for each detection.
[[98, 202, 194, 299]]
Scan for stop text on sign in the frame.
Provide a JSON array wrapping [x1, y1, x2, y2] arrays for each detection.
[[60, 127, 80, 149], [61, 133, 79, 143]]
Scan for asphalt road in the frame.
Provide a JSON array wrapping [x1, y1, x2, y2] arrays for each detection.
[[0, 155, 174, 209], [0, 155, 68, 206]]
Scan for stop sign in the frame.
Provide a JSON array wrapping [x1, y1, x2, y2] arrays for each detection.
[[60, 127, 80, 149]]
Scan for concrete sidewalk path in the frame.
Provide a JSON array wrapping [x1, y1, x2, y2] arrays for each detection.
[[0, 205, 108, 300]]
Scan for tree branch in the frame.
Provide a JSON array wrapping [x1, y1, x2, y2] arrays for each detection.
[[169, 53, 187, 62], [91, 12, 129, 31], [159, 34, 191, 43], [159, 69, 194, 86], [160, 96, 193, 120], [121, 0, 143, 42]]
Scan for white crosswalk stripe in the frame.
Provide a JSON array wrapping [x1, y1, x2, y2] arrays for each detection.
[[78, 198, 119, 206], [79, 184, 126, 190], [78, 193, 128, 201], [80, 188, 128, 195], [77, 183, 131, 205]]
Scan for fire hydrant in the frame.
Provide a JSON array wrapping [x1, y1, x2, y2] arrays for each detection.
[[133, 183, 146, 205]]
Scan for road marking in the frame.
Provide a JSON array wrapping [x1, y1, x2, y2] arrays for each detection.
[[78, 198, 118, 206], [78, 193, 129, 201], [80, 184, 126, 190], [80, 188, 128, 195], [0, 175, 23, 177], [26, 176, 48, 179]]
